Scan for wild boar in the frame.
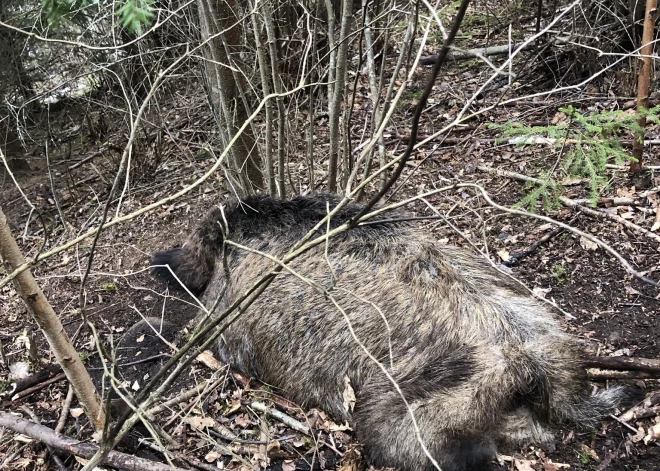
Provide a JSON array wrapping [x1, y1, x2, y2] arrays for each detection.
[[152, 194, 626, 471]]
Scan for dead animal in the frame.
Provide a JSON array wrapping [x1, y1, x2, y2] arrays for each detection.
[[152, 194, 628, 471]]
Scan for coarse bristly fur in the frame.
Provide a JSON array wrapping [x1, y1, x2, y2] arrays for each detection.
[[152, 194, 629, 471]]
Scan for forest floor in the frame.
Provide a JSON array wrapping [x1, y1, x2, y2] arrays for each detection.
[[2, 9, 660, 471]]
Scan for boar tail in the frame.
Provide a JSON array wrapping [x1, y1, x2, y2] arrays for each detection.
[[554, 385, 631, 428]]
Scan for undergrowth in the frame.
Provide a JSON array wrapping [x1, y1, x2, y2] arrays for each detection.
[[489, 105, 660, 211]]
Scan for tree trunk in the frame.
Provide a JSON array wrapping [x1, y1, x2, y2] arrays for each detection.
[[0, 207, 105, 431], [327, 0, 354, 193], [197, 0, 264, 195], [630, 0, 657, 174]]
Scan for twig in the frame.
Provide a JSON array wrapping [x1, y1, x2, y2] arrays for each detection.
[[584, 356, 660, 374], [501, 222, 571, 267], [569, 197, 640, 207], [391, 134, 660, 149], [477, 165, 660, 245], [620, 392, 660, 422], [562, 198, 660, 245], [619, 405, 660, 422], [459, 182, 658, 287], [0, 412, 187, 471], [11, 373, 66, 401], [0, 444, 28, 469], [586, 369, 655, 380], [596, 440, 624, 471], [2, 363, 62, 398], [607, 163, 660, 170], [45, 141, 66, 227], [193, 430, 258, 470], [139, 440, 217, 471], [609, 413, 640, 433], [20, 406, 68, 471], [249, 402, 310, 435], [412, 1, 643, 152], [420, 42, 528, 63], [87, 353, 171, 370], [1, 204, 104, 427], [146, 376, 226, 417], [68, 144, 121, 170], [351, 0, 472, 224], [55, 385, 75, 434], [208, 427, 266, 445], [258, 416, 267, 461], [0, 83, 312, 291], [0, 3, 194, 52]]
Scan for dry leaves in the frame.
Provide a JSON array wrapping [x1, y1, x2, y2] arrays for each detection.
[[343, 376, 356, 413], [579, 236, 598, 251], [514, 458, 536, 471], [185, 415, 216, 431]]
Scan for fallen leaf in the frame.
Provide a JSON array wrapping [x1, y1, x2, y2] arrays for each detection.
[[223, 400, 242, 416], [267, 441, 286, 459], [514, 458, 536, 471], [617, 187, 636, 198], [497, 249, 510, 262], [338, 447, 363, 471], [579, 236, 598, 251], [343, 376, 356, 413], [253, 452, 268, 468], [535, 223, 553, 232], [70, 407, 85, 418], [580, 444, 600, 461], [8, 361, 30, 380], [644, 422, 660, 444], [551, 112, 567, 125], [292, 438, 306, 447], [185, 415, 216, 430], [196, 350, 224, 370], [281, 461, 296, 471], [337, 461, 360, 471], [631, 426, 646, 443], [11, 458, 33, 468], [327, 421, 352, 432], [204, 451, 221, 462], [13, 434, 33, 443], [532, 287, 552, 298], [234, 413, 251, 428]]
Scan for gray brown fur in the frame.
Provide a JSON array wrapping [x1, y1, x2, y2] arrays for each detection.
[[152, 194, 626, 471]]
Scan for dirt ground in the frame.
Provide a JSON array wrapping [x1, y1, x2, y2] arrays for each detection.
[[2, 10, 660, 471]]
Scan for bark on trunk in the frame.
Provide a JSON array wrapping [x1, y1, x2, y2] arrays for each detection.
[[0, 208, 105, 431], [197, 0, 264, 194], [630, 0, 657, 173]]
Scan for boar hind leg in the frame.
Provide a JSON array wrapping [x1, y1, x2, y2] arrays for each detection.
[[355, 404, 496, 471], [498, 407, 554, 444], [354, 380, 497, 471], [352, 347, 551, 470]]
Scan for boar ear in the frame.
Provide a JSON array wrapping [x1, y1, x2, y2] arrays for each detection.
[[151, 247, 184, 286], [151, 245, 214, 295]]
